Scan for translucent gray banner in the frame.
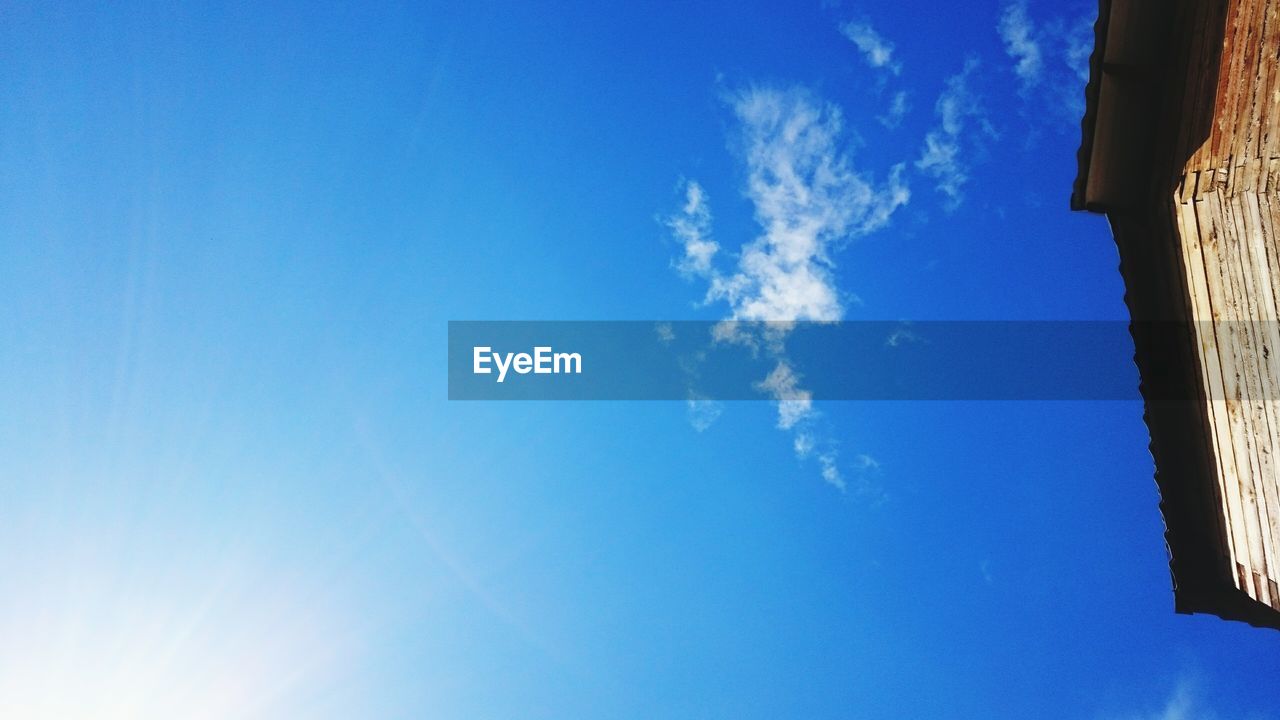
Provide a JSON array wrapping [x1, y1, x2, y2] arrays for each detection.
[[447, 320, 1273, 401]]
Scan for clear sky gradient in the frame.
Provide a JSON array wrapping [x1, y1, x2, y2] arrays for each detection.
[[3, 1, 1278, 718]]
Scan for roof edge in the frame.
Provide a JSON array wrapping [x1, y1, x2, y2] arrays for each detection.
[[1071, 0, 1113, 212]]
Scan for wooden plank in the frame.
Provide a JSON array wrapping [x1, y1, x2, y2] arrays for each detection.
[[1262, 2, 1280, 158], [1227, 0, 1262, 172], [1209, 189, 1263, 598], [1178, 1, 1221, 181], [1196, 190, 1266, 593], [1179, 196, 1249, 582], [1158, 198, 1236, 573], [1205, 0, 1247, 172], [1245, 1, 1276, 164], [1237, 190, 1280, 606], [1223, 190, 1280, 604]]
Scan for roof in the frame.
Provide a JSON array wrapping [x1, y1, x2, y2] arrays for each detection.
[[1070, 0, 1112, 211], [1071, 0, 1166, 212]]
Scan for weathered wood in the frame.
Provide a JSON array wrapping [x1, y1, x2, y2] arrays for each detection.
[[1076, 0, 1280, 627]]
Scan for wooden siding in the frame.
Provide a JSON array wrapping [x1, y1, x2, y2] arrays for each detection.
[[1170, 0, 1280, 619], [1078, 0, 1280, 627]]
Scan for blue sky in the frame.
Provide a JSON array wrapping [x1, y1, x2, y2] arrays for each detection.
[[3, 1, 1280, 718]]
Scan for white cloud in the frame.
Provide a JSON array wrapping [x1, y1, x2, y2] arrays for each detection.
[[1099, 679, 1235, 720], [841, 22, 910, 132], [885, 322, 924, 347], [1156, 684, 1196, 720], [998, 4, 1097, 127], [840, 21, 902, 75], [794, 432, 815, 458], [686, 396, 724, 432], [916, 59, 991, 210], [848, 453, 888, 504], [654, 322, 676, 344], [1063, 15, 1093, 83], [725, 84, 864, 426], [818, 451, 846, 491], [795, 434, 852, 493], [754, 361, 814, 430], [1131, 682, 1201, 720], [1053, 13, 1096, 119], [668, 180, 719, 278], [998, 2, 1043, 90], [878, 90, 910, 129], [668, 85, 905, 491], [706, 86, 908, 322]]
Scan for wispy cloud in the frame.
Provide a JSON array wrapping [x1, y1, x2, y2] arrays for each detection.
[[848, 453, 887, 503], [794, 430, 855, 492], [997, 3, 1097, 125], [878, 90, 910, 129], [839, 21, 910, 132], [916, 59, 992, 210], [998, 2, 1043, 91], [885, 322, 924, 347], [707, 86, 908, 322], [1103, 680, 1224, 720], [1063, 15, 1093, 83], [686, 396, 724, 432], [840, 21, 902, 75], [654, 321, 676, 344], [667, 85, 907, 489], [667, 181, 719, 278], [755, 361, 814, 430], [1155, 684, 1197, 720], [818, 451, 845, 491]]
